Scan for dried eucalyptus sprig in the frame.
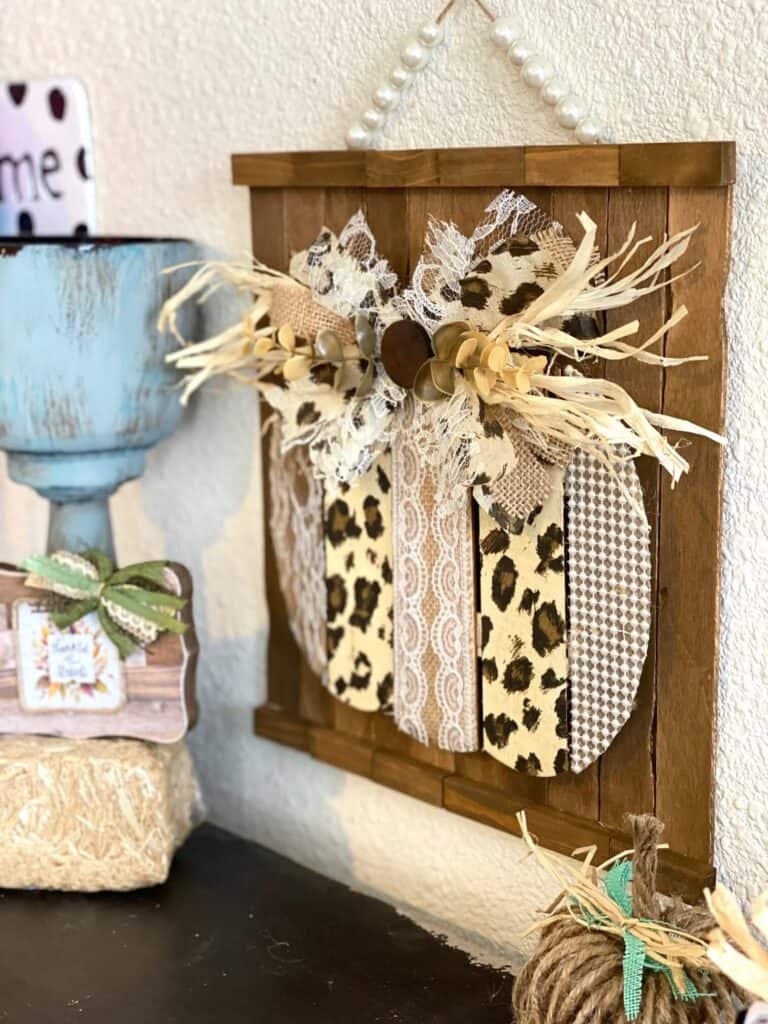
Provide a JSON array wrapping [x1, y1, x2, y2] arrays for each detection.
[[413, 319, 547, 402]]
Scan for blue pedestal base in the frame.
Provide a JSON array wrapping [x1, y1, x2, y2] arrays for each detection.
[[7, 448, 146, 558]]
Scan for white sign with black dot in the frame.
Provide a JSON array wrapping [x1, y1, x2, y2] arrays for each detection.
[[0, 76, 96, 237]]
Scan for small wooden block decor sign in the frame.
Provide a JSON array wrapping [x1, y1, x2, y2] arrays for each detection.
[[0, 77, 96, 237], [159, 142, 733, 899], [0, 563, 198, 742]]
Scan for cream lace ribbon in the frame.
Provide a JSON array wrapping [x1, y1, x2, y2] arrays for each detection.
[[267, 421, 327, 679], [392, 397, 479, 752]]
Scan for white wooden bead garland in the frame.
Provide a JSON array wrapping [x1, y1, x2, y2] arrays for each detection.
[[345, 0, 613, 150]]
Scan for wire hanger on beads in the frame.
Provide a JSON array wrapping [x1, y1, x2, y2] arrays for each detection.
[[345, 0, 611, 150]]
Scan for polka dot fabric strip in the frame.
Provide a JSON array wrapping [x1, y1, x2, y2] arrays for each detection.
[[565, 450, 652, 773]]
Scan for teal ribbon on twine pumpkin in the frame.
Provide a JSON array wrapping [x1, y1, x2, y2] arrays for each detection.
[[22, 550, 188, 659], [593, 859, 708, 1020]]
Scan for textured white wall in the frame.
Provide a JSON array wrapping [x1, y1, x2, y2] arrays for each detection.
[[3, 0, 767, 968]]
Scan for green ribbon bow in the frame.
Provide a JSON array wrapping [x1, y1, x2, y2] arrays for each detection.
[[599, 860, 705, 1021], [22, 550, 188, 659]]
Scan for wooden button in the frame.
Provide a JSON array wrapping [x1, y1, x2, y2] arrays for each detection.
[[380, 319, 432, 390]]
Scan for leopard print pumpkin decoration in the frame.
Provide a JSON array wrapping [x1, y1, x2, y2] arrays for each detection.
[[323, 455, 394, 712]]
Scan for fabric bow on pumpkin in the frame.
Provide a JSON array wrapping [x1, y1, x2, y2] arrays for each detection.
[[22, 551, 188, 659], [600, 859, 705, 1021]]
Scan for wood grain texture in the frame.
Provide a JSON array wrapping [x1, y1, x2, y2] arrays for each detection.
[[254, 705, 310, 751], [233, 143, 735, 189], [525, 146, 619, 187], [249, 189, 300, 713], [619, 143, 736, 188], [364, 189, 409, 282], [655, 187, 731, 861], [249, 149, 732, 881], [598, 188, 668, 827], [310, 726, 374, 777], [371, 750, 447, 807], [547, 187, 608, 821], [282, 190, 330, 724]]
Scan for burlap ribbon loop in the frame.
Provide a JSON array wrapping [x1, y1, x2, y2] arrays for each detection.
[[22, 551, 188, 659], [473, 404, 573, 530]]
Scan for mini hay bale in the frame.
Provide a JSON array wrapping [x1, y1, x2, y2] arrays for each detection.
[[0, 735, 202, 891], [512, 814, 744, 1024]]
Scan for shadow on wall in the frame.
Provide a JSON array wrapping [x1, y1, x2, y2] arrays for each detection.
[[111, 272, 358, 871]]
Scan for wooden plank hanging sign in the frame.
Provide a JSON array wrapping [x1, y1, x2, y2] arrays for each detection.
[[233, 142, 733, 899]]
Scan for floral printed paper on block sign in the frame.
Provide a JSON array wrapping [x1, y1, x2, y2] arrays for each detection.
[[162, 188, 723, 776], [15, 603, 129, 712]]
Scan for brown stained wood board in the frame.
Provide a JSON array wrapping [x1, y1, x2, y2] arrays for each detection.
[[546, 187, 608, 822], [656, 187, 731, 861], [246, 144, 733, 893], [250, 189, 299, 713], [310, 726, 374, 777], [233, 142, 735, 189], [598, 187, 668, 827]]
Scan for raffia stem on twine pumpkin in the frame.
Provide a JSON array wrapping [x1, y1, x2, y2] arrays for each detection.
[[512, 814, 744, 1024]]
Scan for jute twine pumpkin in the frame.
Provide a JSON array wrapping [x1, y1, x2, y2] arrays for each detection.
[[512, 814, 744, 1024]]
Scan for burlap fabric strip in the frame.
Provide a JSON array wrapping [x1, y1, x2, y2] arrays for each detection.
[[270, 281, 356, 344]]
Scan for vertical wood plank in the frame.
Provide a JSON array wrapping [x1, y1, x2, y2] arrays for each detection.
[[547, 187, 608, 819], [365, 189, 409, 282], [324, 188, 365, 236], [250, 189, 298, 712], [283, 187, 327, 263], [250, 187, 287, 269], [282, 188, 331, 725], [406, 187, 455, 272], [598, 188, 668, 826], [655, 187, 731, 860]]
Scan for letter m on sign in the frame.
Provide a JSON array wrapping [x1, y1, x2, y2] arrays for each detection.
[[0, 76, 96, 237]]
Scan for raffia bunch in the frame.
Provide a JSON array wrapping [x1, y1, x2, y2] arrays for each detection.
[[481, 216, 724, 483], [159, 259, 376, 402], [513, 813, 743, 1024], [403, 213, 723, 484], [707, 885, 768, 1001]]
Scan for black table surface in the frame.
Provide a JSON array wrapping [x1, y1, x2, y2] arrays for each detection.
[[0, 824, 513, 1023]]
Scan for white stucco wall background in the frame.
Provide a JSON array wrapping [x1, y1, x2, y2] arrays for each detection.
[[3, 0, 767, 968]]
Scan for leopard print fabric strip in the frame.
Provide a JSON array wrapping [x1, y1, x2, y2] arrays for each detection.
[[480, 467, 569, 776], [324, 455, 394, 712]]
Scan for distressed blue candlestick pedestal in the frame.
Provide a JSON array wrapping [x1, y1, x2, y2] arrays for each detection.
[[0, 238, 201, 557]]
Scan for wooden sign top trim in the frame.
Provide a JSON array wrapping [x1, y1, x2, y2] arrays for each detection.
[[231, 141, 735, 190]]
